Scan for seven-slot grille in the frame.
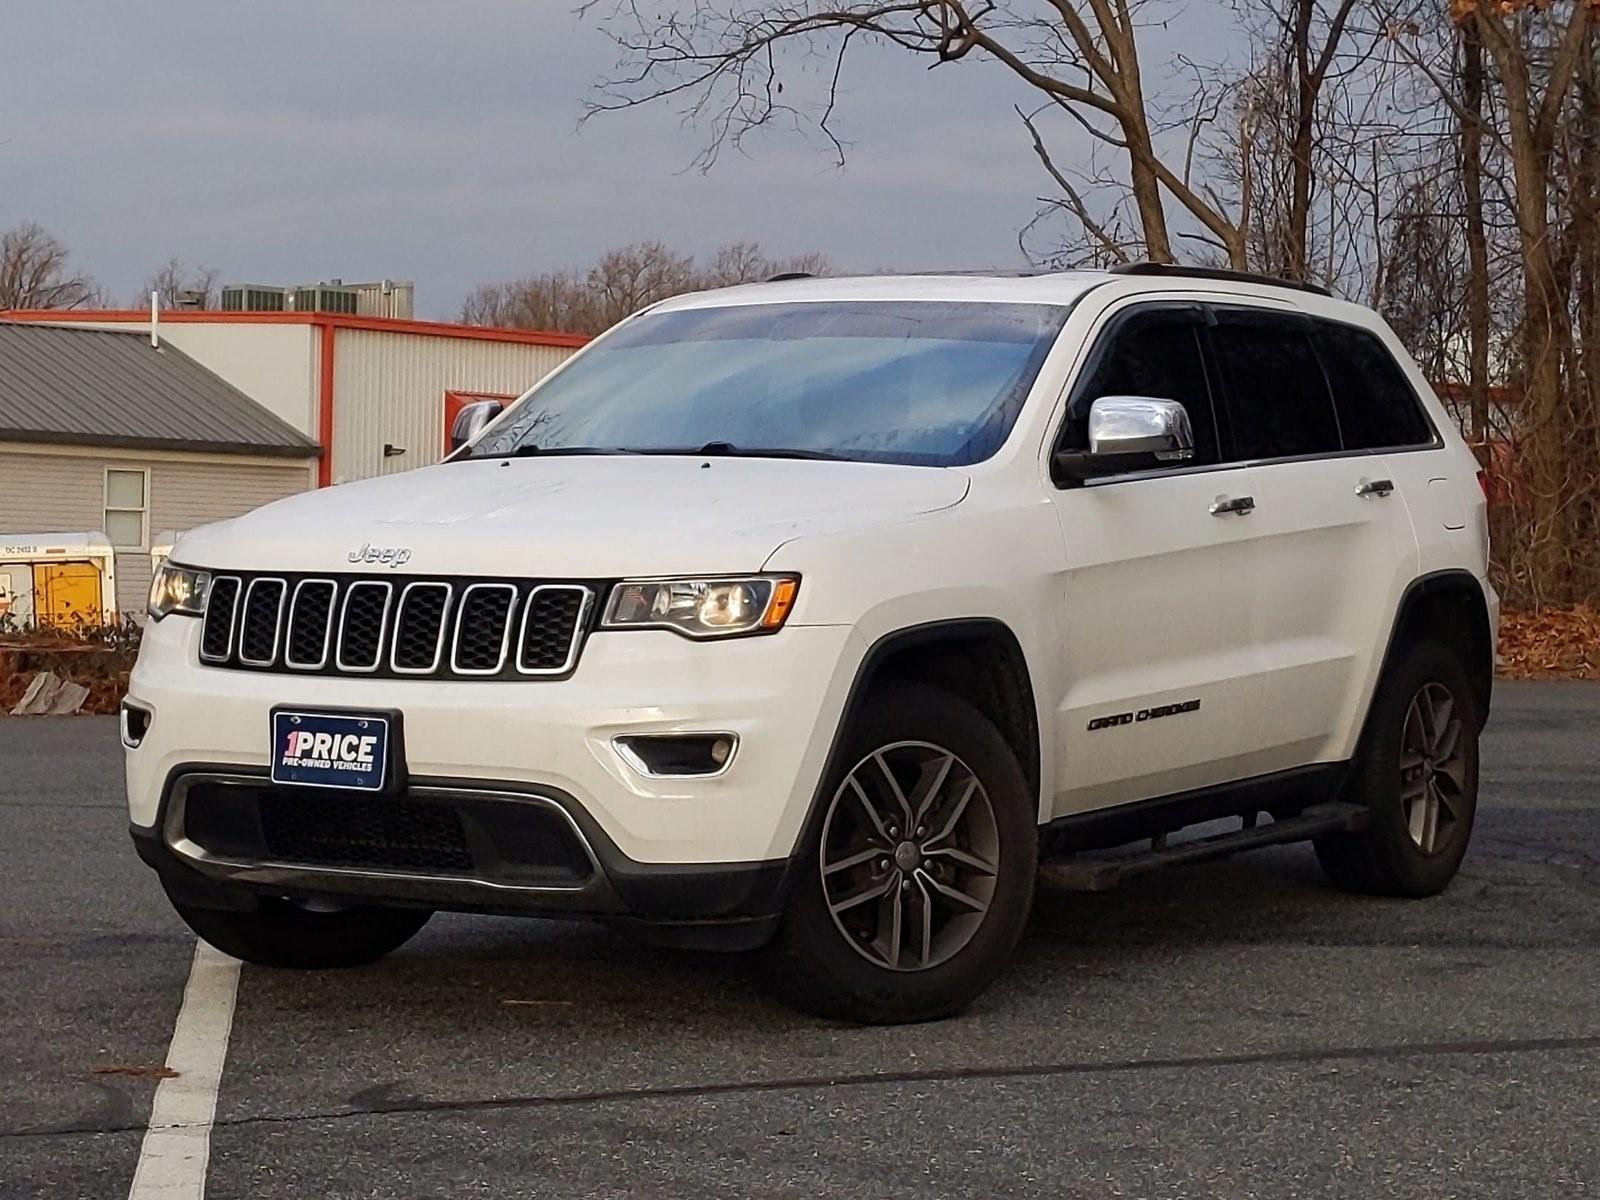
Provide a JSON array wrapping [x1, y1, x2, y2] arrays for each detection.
[[199, 573, 594, 680]]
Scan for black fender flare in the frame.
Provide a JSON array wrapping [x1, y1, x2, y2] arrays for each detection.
[[1361, 568, 1495, 741], [773, 617, 1041, 901]]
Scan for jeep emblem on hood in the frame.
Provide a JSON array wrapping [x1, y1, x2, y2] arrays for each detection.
[[348, 542, 412, 568]]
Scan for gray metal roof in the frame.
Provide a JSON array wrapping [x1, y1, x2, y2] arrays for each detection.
[[0, 322, 320, 458]]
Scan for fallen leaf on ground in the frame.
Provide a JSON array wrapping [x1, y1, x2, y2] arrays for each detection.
[[1497, 606, 1600, 680]]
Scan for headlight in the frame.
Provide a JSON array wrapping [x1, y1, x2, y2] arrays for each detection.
[[147, 563, 212, 621], [601, 575, 799, 639]]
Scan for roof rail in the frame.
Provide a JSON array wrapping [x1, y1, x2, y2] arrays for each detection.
[[1109, 262, 1334, 298]]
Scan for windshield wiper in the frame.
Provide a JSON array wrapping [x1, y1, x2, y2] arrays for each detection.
[[648, 441, 851, 462], [487, 445, 635, 459]]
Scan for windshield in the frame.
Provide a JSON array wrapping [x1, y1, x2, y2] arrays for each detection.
[[468, 301, 1069, 467]]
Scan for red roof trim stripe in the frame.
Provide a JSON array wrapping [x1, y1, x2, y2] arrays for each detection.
[[0, 308, 590, 349]]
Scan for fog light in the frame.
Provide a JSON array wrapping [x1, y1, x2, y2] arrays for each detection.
[[614, 733, 738, 778], [120, 702, 153, 749]]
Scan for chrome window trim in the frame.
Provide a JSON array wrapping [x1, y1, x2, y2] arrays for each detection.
[[451, 583, 519, 676], [516, 584, 593, 676], [390, 581, 455, 675], [235, 577, 286, 667], [334, 580, 394, 673], [283, 578, 338, 670], [198, 575, 242, 663]]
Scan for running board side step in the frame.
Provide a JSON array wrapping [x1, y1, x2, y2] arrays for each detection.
[[1038, 802, 1369, 892]]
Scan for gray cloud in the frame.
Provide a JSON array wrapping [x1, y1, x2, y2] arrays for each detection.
[[6, 2, 1225, 316]]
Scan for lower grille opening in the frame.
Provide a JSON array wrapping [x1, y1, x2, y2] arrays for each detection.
[[260, 792, 473, 873], [180, 781, 595, 886]]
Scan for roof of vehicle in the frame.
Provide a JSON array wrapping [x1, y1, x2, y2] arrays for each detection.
[[652, 266, 1380, 327]]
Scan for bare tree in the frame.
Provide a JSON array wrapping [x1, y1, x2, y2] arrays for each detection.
[[142, 257, 220, 309], [584, 2, 1266, 266], [461, 240, 830, 334], [1458, 0, 1593, 600], [0, 223, 98, 309]]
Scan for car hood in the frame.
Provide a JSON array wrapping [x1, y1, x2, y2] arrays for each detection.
[[175, 455, 971, 578]]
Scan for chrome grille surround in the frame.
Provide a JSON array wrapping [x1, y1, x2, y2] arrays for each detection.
[[335, 580, 394, 674], [194, 572, 596, 681], [199, 576, 242, 663], [518, 584, 595, 675], [236, 578, 286, 667], [284, 578, 337, 670], [450, 583, 519, 676]]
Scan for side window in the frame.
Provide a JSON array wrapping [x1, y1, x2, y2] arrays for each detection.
[[1062, 309, 1219, 466], [1209, 312, 1341, 461], [1315, 322, 1435, 450]]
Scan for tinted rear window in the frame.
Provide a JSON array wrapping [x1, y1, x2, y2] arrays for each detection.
[[1209, 313, 1342, 460], [1316, 323, 1435, 450]]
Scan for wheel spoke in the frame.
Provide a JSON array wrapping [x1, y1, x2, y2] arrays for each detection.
[[877, 881, 904, 969], [872, 752, 916, 829], [823, 846, 885, 877], [1433, 718, 1463, 764], [910, 753, 956, 825], [830, 873, 895, 916], [922, 777, 978, 849], [1407, 791, 1428, 848], [923, 844, 997, 876], [923, 874, 988, 915], [1432, 777, 1461, 820], [1434, 755, 1468, 792], [844, 777, 894, 845], [913, 875, 934, 966], [1427, 692, 1455, 753], [1404, 696, 1428, 754], [1419, 783, 1441, 853]]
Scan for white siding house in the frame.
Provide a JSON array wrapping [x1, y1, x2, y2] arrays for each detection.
[[0, 322, 320, 617]]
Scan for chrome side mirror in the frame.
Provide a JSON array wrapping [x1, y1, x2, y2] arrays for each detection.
[[1055, 395, 1195, 481], [449, 400, 504, 452]]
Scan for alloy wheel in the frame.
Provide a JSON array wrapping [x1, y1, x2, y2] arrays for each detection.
[[1399, 681, 1468, 855], [819, 740, 1000, 972]]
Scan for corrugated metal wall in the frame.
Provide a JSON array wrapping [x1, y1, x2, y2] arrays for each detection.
[[330, 330, 576, 482], [0, 449, 312, 614]]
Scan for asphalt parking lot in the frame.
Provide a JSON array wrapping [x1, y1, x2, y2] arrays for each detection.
[[2, 681, 1597, 1199]]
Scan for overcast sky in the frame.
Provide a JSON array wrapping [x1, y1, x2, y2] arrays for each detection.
[[6, 2, 1226, 318]]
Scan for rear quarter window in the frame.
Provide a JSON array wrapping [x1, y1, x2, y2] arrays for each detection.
[[1315, 323, 1436, 450]]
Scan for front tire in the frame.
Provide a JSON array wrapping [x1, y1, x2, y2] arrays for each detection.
[[166, 886, 432, 969], [763, 682, 1037, 1023], [1316, 639, 1480, 897]]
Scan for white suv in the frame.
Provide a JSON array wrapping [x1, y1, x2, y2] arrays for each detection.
[[126, 265, 1495, 1023]]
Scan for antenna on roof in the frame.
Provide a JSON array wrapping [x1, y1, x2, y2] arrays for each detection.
[[150, 291, 160, 349]]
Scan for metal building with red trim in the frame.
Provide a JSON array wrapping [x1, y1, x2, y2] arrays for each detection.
[[0, 309, 586, 487]]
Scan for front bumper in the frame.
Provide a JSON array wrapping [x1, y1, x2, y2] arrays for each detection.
[[126, 616, 862, 902], [130, 769, 794, 947]]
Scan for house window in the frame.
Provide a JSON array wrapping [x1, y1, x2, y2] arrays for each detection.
[[104, 468, 149, 549]]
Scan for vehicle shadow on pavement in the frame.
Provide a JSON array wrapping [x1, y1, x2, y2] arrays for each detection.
[[229, 841, 1529, 1039]]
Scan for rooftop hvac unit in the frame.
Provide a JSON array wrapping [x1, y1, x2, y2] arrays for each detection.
[[221, 285, 289, 312], [292, 285, 358, 315]]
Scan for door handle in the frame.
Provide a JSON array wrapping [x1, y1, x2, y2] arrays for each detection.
[[1209, 494, 1256, 516], [1355, 478, 1395, 498]]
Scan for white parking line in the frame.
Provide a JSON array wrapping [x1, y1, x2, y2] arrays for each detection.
[[128, 940, 241, 1200]]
